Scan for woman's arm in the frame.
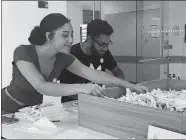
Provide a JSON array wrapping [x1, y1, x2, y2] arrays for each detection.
[[16, 61, 104, 97], [67, 59, 148, 93]]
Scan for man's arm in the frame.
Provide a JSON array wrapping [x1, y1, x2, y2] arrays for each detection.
[[104, 50, 125, 79], [67, 59, 131, 88], [66, 58, 148, 93], [110, 65, 125, 80]]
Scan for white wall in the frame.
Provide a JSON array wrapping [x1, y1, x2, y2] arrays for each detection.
[[102, 1, 161, 16], [2, 1, 68, 104], [102, 1, 136, 15], [67, 1, 83, 44], [142, 1, 161, 10], [2, 1, 67, 88]]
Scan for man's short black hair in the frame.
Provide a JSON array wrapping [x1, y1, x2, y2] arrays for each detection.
[[87, 19, 114, 38]]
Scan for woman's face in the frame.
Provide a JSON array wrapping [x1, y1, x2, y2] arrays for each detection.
[[50, 22, 74, 54]]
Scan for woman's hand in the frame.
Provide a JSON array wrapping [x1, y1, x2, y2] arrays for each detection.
[[83, 83, 106, 97], [131, 84, 149, 94]]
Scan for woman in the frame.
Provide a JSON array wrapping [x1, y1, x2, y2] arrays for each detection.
[[2, 13, 148, 113]]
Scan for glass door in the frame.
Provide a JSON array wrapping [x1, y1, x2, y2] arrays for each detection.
[[136, 1, 167, 82], [100, 1, 138, 83]]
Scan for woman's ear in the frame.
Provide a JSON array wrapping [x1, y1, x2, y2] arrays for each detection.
[[45, 32, 53, 42], [45, 32, 50, 42]]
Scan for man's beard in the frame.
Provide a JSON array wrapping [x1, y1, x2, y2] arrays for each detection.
[[91, 43, 104, 57]]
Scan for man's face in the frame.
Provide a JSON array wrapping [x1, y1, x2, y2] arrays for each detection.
[[91, 34, 113, 56]]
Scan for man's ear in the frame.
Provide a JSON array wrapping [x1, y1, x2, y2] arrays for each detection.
[[86, 35, 92, 42]]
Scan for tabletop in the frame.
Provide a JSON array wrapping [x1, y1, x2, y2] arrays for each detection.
[[1, 101, 117, 139]]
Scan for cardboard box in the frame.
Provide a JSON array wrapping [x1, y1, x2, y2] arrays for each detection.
[[147, 125, 186, 139], [78, 79, 186, 139]]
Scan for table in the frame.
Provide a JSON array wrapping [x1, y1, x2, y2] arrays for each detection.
[[2, 101, 117, 139]]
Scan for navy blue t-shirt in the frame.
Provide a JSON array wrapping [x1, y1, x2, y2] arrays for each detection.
[[59, 43, 117, 102], [59, 43, 117, 84]]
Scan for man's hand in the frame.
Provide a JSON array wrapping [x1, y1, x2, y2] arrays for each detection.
[[132, 84, 149, 94]]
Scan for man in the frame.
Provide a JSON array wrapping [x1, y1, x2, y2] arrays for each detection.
[[59, 19, 125, 103]]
